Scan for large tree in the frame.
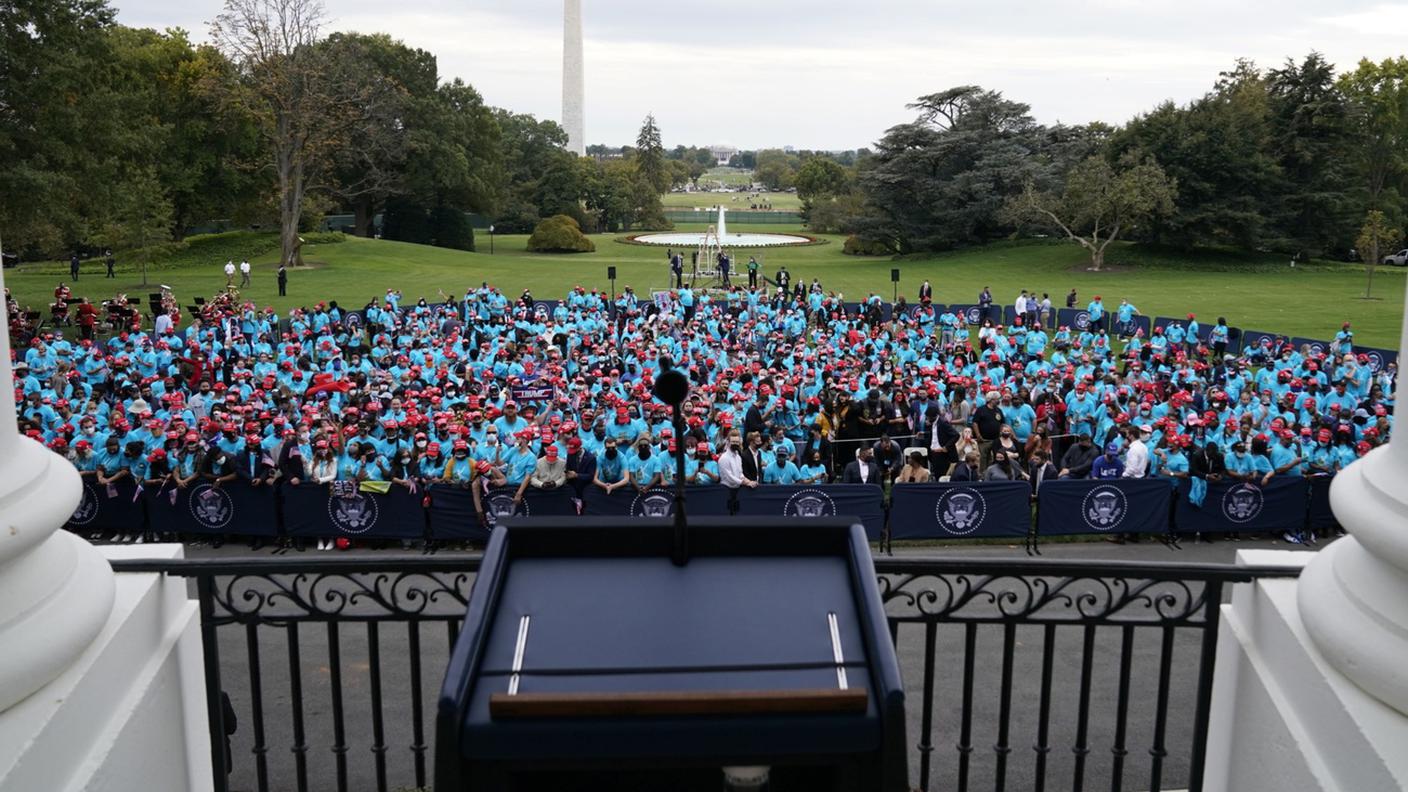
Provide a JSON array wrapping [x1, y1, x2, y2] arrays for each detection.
[[634, 113, 667, 194], [492, 110, 579, 232], [1265, 53, 1355, 256], [1109, 60, 1282, 250], [0, 0, 117, 251], [1339, 57, 1408, 230], [858, 86, 1045, 253], [1004, 155, 1177, 271], [210, 0, 374, 265]]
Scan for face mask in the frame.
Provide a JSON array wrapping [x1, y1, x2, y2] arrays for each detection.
[[605, 447, 618, 459], [486, 436, 498, 446], [416, 440, 427, 448], [638, 447, 651, 460]]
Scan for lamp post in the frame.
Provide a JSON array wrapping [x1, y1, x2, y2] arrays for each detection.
[[488, 224, 495, 255]]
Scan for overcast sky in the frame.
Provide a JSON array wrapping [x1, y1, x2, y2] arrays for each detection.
[[114, 0, 1408, 150]]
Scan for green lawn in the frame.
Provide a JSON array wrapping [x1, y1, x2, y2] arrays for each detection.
[[662, 190, 802, 211], [5, 231, 1404, 348], [698, 166, 754, 187]]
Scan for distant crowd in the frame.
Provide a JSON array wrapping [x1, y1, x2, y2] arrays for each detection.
[[6, 273, 1396, 546]]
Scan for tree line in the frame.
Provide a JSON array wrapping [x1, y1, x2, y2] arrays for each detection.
[[786, 55, 1408, 270], [1, 0, 676, 266]]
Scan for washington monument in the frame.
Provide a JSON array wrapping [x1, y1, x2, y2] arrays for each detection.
[[562, 0, 585, 155]]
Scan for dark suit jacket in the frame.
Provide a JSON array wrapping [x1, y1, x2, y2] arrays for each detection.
[[949, 463, 978, 482], [740, 447, 764, 483], [841, 460, 882, 484]]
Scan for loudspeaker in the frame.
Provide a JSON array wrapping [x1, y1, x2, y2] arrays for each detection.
[[891, 268, 900, 283], [608, 266, 617, 280]]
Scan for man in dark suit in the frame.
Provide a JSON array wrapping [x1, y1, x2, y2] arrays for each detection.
[[841, 446, 882, 484], [563, 437, 596, 500], [919, 280, 933, 303], [739, 432, 765, 484]]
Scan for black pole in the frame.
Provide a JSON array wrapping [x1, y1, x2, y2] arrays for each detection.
[[652, 366, 691, 567], [671, 402, 688, 566]]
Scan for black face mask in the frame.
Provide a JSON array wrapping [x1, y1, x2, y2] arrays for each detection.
[[605, 447, 618, 459], [730, 443, 741, 451], [638, 448, 651, 461]]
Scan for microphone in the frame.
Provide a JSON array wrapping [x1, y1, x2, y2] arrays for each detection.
[[652, 364, 691, 566]]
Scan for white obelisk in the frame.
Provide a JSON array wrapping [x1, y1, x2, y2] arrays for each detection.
[[0, 269, 115, 713], [717, 205, 728, 241], [562, 0, 585, 156]]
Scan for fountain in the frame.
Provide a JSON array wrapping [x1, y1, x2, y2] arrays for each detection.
[[628, 206, 813, 249]]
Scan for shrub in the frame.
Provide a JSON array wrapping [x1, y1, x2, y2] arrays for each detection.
[[843, 234, 893, 256], [301, 231, 347, 245], [527, 215, 596, 253]]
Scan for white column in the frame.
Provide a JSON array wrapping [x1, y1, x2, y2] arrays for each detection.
[[0, 268, 115, 712], [562, 0, 585, 156], [1298, 275, 1408, 714], [717, 205, 728, 241]]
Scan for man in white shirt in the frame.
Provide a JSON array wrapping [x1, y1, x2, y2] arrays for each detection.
[[1122, 425, 1150, 478], [1013, 292, 1027, 321], [239, 258, 251, 287], [224, 260, 235, 286], [153, 310, 174, 336], [718, 431, 756, 489]]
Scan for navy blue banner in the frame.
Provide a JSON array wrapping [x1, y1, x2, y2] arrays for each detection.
[[1239, 330, 1286, 358], [582, 485, 732, 518], [282, 482, 426, 539], [1307, 476, 1336, 529], [889, 481, 1031, 540], [1037, 478, 1171, 536], [1291, 337, 1331, 357], [1174, 477, 1307, 533], [67, 477, 146, 532], [148, 481, 278, 536], [735, 484, 886, 540], [1361, 347, 1398, 373], [426, 485, 492, 542], [1109, 315, 1153, 338], [1056, 307, 1098, 331], [947, 304, 986, 325]]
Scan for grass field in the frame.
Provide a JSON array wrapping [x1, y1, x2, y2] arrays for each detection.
[[6, 230, 1404, 348], [698, 166, 754, 187], [662, 190, 802, 211]]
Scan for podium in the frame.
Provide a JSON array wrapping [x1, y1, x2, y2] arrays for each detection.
[[435, 518, 906, 791]]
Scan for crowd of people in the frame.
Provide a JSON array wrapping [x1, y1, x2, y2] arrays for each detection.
[[5, 271, 1397, 547]]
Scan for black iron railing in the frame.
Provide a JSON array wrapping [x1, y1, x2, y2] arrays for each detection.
[[110, 555, 1302, 792]]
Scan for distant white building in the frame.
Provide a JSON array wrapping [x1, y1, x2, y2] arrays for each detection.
[[708, 145, 737, 166]]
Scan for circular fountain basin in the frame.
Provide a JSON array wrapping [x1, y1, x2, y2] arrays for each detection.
[[627, 232, 813, 248]]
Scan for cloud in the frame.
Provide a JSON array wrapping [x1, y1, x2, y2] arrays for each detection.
[[110, 0, 1408, 149]]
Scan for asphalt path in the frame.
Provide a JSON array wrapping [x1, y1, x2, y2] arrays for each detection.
[[175, 536, 1324, 792]]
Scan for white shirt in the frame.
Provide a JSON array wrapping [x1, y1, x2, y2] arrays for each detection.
[[719, 450, 744, 488], [240, 261, 251, 273], [1123, 439, 1149, 478], [154, 313, 173, 335], [1014, 295, 1027, 313], [224, 262, 235, 275]]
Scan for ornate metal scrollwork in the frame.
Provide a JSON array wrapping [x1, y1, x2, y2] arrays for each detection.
[[210, 570, 476, 624], [877, 573, 1208, 625]]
